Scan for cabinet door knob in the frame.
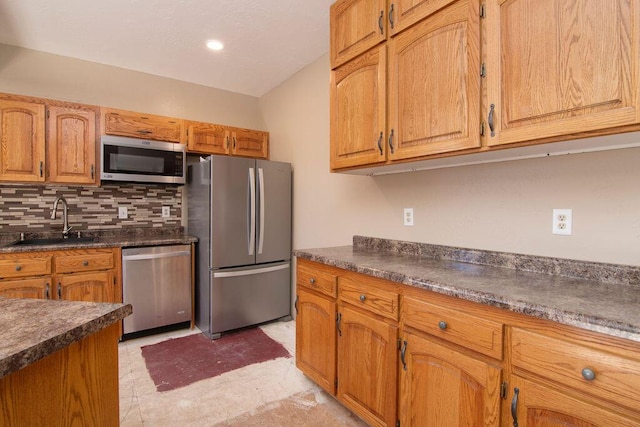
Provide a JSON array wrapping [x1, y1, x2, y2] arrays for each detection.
[[359, 294, 366, 302], [15, 265, 22, 271], [438, 321, 448, 330], [581, 367, 596, 381], [83, 260, 89, 267], [309, 278, 316, 286]]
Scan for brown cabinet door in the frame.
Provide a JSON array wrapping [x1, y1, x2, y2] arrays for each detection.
[[186, 122, 230, 155], [231, 128, 268, 159], [330, 0, 387, 68], [509, 376, 639, 427], [398, 331, 501, 426], [55, 271, 115, 303], [486, 0, 640, 146], [0, 278, 50, 299], [388, 0, 481, 160], [331, 44, 387, 170], [337, 304, 397, 427], [102, 108, 183, 143], [0, 99, 46, 182], [295, 288, 337, 395], [47, 106, 97, 184]]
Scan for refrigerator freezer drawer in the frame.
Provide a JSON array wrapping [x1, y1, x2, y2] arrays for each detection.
[[203, 262, 291, 338]]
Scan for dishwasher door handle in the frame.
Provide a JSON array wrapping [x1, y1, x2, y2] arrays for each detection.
[[122, 251, 191, 261]]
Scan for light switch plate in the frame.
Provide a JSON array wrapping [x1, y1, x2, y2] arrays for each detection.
[[118, 206, 128, 219], [162, 206, 170, 218]]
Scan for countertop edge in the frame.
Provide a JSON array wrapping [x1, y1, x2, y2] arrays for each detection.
[[293, 250, 640, 343], [1, 303, 132, 378]]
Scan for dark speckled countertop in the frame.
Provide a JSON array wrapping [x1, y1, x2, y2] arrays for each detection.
[[0, 298, 132, 378], [294, 236, 640, 343]]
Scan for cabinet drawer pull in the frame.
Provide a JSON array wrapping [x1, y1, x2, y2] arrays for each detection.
[[438, 320, 448, 330], [136, 130, 152, 134], [488, 104, 495, 137], [15, 265, 22, 271], [377, 132, 383, 155], [388, 3, 395, 30], [400, 339, 407, 370], [309, 278, 316, 284], [359, 294, 366, 302], [581, 367, 596, 381], [388, 129, 395, 154], [57, 283, 62, 299], [46, 283, 50, 299], [83, 260, 89, 267], [378, 11, 384, 35], [511, 387, 519, 427]]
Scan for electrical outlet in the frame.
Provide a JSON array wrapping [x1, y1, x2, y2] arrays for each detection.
[[404, 208, 414, 226], [162, 206, 170, 218], [118, 206, 128, 219], [552, 209, 572, 235]]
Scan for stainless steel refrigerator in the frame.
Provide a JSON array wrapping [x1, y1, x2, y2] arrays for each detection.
[[187, 155, 292, 339]]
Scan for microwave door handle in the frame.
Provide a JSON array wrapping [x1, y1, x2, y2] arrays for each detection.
[[248, 167, 256, 256], [258, 168, 265, 254]]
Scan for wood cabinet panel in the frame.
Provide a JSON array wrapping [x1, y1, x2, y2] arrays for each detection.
[[102, 108, 183, 143], [47, 106, 97, 184], [399, 331, 501, 426], [337, 304, 397, 427], [390, 0, 458, 35], [231, 128, 268, 159], [55, 271, 115, 303], [403, 296, 503, 359], [0, 278, 50, 299], [509, 376, 639, 427], [185, 121, 230, 155], [339, 275, 398, 320], [297, 259, 338, 298], [0, 99, 46, 182], [330, 0, 387, 68], [295, 288, 337, 395], [511, 327, 640, 413], [486, 0, 640, 146], [331, 44, 387, 170], [54, 250, 115, 274], [0, 255, 52, 280], [388, 0, 480, 159]]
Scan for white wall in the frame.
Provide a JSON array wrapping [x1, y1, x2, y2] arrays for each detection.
[[0, 44, 261, 128], [260, 53, 640, 266]]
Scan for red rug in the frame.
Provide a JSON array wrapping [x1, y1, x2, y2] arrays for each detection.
[[141, 328, 291, 392]]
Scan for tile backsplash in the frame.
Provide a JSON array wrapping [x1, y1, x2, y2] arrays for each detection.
[[0, 183, 182, 234]]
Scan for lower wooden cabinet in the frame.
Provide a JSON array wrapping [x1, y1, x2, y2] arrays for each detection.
[[509, 376, 639, 427], [398, 331, 502, 426], [0, 248, 120, 304], [295, 288, 337, 394], [295, 258, 640, 427], [337, 304, 397, 427]]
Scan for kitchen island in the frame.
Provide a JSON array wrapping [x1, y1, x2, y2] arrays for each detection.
[[0, 297, 132, 426]]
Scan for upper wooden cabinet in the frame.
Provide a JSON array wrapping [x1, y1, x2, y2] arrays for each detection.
[[387, 0, 480, 160], [185, 120, 269, 159], [101, 108, 184, 143], [331, 45, 387, 170], [485, 0, 640, 147], [47, 105, 97, 184], [0, 99, 46, 182]]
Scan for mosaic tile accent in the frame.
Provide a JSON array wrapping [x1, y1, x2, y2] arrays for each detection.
[[0, 183, 182, 235]]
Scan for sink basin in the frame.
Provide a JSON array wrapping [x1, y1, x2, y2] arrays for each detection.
[[6, 237, 96, 247]]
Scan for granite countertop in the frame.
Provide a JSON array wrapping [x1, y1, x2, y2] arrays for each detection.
[[0, 228, 197, 253], [294, 236, 640, 343], [0, 298, 132, 378]]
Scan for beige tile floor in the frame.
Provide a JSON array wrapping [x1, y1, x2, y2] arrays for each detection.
[[118, 320, 368, 426]]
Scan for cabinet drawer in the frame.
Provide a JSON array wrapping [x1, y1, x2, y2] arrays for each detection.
[[297, 261, 338, 298], [103, 108, 183, 143], [511, 327, 640, 412], [402, 296, 503, 360], [0, 256, 52, 279], [55, 252, 115, 274], [339, 275, 398, 321]]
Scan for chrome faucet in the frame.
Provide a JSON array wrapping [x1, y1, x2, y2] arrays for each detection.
[[51, 197, 72, 238]]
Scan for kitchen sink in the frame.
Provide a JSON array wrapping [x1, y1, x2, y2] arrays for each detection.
[[5, 237, 96, 247]]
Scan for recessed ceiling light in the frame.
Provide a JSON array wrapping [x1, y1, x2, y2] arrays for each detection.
[[206, 40, 224, 51]]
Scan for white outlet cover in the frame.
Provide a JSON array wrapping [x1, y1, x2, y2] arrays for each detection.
[[118, 206, 128, 219], [404, 208, 414, 226], [162, 206, 170, 218], [552, 208, 572, 235]]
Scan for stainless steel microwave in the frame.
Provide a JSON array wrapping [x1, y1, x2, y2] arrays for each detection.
[[100, 135, 186, 184]]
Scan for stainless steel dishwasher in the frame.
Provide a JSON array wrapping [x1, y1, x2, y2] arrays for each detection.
[[122, 245, 192, 335]]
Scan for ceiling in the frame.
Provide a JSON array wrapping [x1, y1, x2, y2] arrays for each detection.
[[0, 0, 334, 97]]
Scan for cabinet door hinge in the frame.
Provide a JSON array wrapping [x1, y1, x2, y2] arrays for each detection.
[[480, 121, 486, 136], [480, 3, 486, 19], [46, 110, 50, 119], [500, 381, 508, 400], [396, 420, 401, 427], [113, 277, 116, 285], [334, 378, 338, 389], [480, 63, 486, 78]]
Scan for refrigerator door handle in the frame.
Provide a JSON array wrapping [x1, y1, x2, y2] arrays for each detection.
[[212, 263, 289, 278], [248, 167, 256, 255], [258, 167, 265, 254]]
